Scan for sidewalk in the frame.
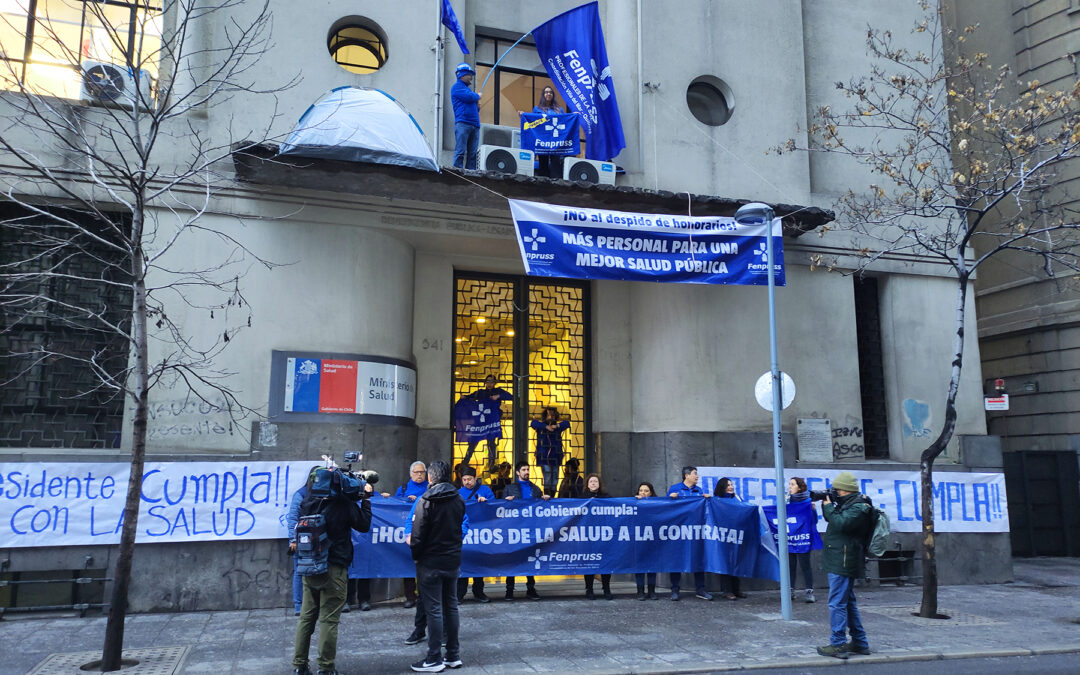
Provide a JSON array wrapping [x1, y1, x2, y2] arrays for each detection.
[[7, 558, 1080, 674]]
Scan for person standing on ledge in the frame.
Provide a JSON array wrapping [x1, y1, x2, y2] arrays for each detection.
[[451, 62, 480, 170]]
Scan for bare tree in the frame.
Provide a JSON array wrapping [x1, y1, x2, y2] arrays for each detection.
[[0, 0, 294, 669], [776, 2, 1080, 617]]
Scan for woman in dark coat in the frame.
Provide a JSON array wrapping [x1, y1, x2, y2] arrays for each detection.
[[582, 473, 613, 599], [717, 477, 748, 600]]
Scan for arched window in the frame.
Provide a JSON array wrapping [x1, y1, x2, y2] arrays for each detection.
[[328, 21, 387, 75]]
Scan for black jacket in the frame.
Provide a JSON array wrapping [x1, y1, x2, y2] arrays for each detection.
[[583, 488, 610, 498], [504, 479, 545, 500], [410, 481, 466, 571], [298, 491, 372, 568]]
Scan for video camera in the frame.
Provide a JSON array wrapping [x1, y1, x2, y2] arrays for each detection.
[[311, 452, 380, 501], [810, 488, 840, 503]]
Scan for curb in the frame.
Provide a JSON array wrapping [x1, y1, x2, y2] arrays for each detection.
[[582, 644, 1080, 674]]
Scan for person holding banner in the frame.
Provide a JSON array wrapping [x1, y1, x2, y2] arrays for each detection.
[[582, 473, 613, 600], [461, 374, 513, 470], [817, 471, 873, 659], [451, 62, 481, 170], [532, 86, 565, 178], [387, 462, 429, 609], [557, 457, 584, 498], [456, 467, 494, 603], [667, 466, 713, 601], [503, 461, 550, 600], [634, 481, 660, 600], [716, 478, 748, 601], [530, 406, 570, 496], [788, 477, 817, 604]]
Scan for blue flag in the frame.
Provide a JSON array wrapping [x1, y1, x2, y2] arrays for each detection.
[[441, 0, 469, 54], [532, 2, 625, 161], [453, 397, 503, 443], [520, 112, 580, 156]]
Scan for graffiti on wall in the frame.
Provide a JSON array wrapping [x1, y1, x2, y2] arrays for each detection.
[[902, 398, 933, 438]]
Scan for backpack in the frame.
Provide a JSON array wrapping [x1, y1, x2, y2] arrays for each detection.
[[863, 503, 892, 558], [294, 500, 330, 576]]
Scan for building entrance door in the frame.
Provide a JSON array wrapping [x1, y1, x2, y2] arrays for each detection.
[[452, 273, 590, 494]]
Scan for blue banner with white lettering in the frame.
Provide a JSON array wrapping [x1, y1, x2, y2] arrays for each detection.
[[762, 500, 822, 554], [521, 112, 580, 156], [348, 497, 780, 580], [509, 199, 785, 286], [532, 2, 625, 161], [453, 398, 503, 443]]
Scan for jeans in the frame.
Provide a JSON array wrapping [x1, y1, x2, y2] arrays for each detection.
[[453, 122, 479, 170], [539, 464, 558, 494], [292, 557, 303, 612], [789, 552, 814, 590], [417, 565, 461, 663], [635, 572, 657, 587], [456, 576, 485, 598], [293, 564, 348, 671], [670, 571, 706, 592], [827, 573, 868, 648], [463, 437, 497, 468]]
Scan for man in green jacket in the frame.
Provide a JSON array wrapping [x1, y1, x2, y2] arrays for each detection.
[[816, 471, 872, 659]]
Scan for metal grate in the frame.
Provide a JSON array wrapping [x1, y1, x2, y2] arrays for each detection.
[[862, 605, 1003, 626], [28, 646, 188, 675]]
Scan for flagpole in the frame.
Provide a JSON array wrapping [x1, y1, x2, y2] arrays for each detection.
[[433, 0, 444, 161], [477, 31, 532, 96]]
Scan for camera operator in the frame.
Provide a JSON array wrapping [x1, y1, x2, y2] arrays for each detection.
[[292, 468, 373, 675]]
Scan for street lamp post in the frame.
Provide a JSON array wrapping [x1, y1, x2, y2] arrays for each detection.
[[734, 202, 792, 621]]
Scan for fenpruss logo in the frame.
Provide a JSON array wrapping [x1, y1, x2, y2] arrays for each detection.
[[523, 228, 547, 251], [528, 548, 548, 570]]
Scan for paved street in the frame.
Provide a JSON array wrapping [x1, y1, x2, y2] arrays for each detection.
[[5, 558, 1080, 674]]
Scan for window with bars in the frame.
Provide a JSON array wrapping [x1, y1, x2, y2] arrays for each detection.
[[0, 0, 162, 100]]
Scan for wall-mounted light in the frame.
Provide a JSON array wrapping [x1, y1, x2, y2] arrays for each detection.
[[475, 317, 486, 324], [506, 330, 515, 337], [1023, 381, 1039, 393]]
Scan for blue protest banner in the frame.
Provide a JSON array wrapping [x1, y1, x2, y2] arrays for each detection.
[[532, 2, 625, 161], [762, 500, 822, 554], [348, 497, 780, 580], [509, 199, 785, 286], [453, 397, 503, 443], [521, 112, 580, 156]]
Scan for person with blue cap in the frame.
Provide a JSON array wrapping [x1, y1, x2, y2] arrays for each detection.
[[451, 62, 480, 169]]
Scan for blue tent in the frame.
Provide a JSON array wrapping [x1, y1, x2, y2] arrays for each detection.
[[279, 87, 438, 172]]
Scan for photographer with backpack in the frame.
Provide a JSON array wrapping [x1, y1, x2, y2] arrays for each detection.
[[816, 471, 873, 660], [292, 467, 374, 675]]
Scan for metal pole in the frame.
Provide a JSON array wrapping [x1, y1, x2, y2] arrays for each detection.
[[432, 0, 444, 160], [766, 211, 792, 621]]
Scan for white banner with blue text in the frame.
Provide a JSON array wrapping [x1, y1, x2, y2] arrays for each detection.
[[0, 461, 312, 548], [698, 467, 1009, 533]]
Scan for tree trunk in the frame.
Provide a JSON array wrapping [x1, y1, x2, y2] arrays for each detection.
[[918, 274, 969, 619], [101, 226, 148, 671]]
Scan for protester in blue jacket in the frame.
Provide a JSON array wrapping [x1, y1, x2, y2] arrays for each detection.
[[462, 374, 514, 470], [383, 461, 429, 609], [451, 62, 481, 169], [530, 406, 570, 495], [503, 461, 550, 600], [287, 466, 322, 615], [455, 466, 494, 603], [666, 466, 713, 601]]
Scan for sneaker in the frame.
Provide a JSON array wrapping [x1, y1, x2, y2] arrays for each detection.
[[293, 667, 312, 675], [844, 642, 871, 655], [360, 601, 372, 611], [649, 590, 660, 600], [443, 657, 463, 669], [341, 603, 351, 613], [805, 589, 816, 604], [411, 659, 446, 672], [475, 592, 490, 603], [404, 630, 427, 646], [670, 590, 680, 601], [636, 590, 646, 601], [603, 590, 614, 600], [404, 599, 416, 609], [816, 645, 849, 659], [585, 589, 595, 600], [526, 589, 541, 600], [695, 590, 713, 601], [294, 610, 301, 617]]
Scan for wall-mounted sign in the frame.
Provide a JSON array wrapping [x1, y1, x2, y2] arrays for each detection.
[[796, 418, 832, 462], [280, 355, 416, 420], [984, 395, 1009, 411]]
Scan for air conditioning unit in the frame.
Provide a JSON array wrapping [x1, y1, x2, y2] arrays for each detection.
[[80, 60, 153, 108], [564, 158, 616, 185], [479, 123, 521, 148], [480, 145, 534, 176]]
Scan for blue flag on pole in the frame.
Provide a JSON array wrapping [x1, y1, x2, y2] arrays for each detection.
[[441, 0, 469, 54], [532, 2, 625, 161]]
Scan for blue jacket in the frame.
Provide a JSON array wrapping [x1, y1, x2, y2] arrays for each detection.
[[458, 483, 496, 502], [667, 481, 707, 498], [287, 485, 306, 541], [531, 419, 570, 465], [452, 79, 480, 127], [504, 479, 544, 500], [396, 479, 429, 499], [406, 488, 470, 536]]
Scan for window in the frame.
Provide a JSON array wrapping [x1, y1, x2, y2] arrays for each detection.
[[328, 18, 387, 74], [686, 76, 734, 126], [0, 0, 162, 100]]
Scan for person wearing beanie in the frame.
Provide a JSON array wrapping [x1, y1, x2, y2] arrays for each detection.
[[451, 62, 480, 170], [816, 470, 873, 659]]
